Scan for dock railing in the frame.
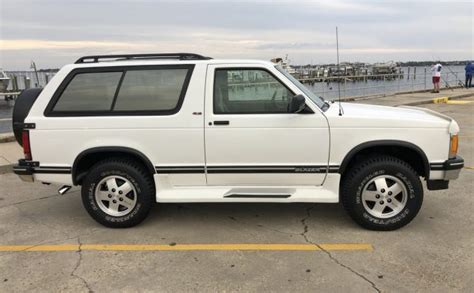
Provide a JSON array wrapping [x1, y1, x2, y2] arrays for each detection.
[[298, 69, 466, 100], [4, 71, 57, 91]]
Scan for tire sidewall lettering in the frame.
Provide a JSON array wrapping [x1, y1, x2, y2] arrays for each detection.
[[356, 168, 415, 226], [356, 169, 385, 205], [87, 169, 143, 223]]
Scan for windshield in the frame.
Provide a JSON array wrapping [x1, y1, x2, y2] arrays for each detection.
[[275, 65, 325, 108]]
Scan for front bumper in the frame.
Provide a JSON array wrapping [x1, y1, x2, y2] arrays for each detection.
[[13, 159, 38, 182], [427, 155, 464, 190], [440, 155, 464, 180]]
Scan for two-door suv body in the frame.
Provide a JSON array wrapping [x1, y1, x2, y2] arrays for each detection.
[[12, 53, 464, 230]]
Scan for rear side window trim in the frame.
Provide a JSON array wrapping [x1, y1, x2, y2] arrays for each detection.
[[110, 71, 126, 111], [44, 64, 195, 117]]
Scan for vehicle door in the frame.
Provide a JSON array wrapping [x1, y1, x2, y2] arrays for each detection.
[[204, 64, 330, 186]]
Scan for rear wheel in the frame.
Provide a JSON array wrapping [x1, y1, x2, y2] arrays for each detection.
[[341, 155, 423, 231], [81, 158, 155, 228]]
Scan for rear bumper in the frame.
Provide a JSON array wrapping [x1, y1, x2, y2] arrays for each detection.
[[13, 159, 38, 182], [13, 160, 72, 183], [428, 156, 464, 190]]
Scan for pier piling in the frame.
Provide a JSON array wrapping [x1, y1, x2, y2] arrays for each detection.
[[11, 75, 18, 91]]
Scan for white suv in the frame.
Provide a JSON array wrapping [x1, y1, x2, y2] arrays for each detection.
[[12, 53, 464, 230]]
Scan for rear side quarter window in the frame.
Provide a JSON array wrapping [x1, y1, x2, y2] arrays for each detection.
[[52, 72, 122, 112], [114, 68, 188, 111], [45, 65, 194, 116]]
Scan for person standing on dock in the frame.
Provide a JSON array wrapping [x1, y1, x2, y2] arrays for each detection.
[[431, 63, 442, 93], [465, 62, 473, 88]]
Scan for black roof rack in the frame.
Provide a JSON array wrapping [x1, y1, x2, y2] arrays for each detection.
[[75, 53, 212, 64]]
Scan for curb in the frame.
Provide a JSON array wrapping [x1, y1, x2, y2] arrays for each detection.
[[337, 86, 466, 103], [393, 85, 464, 96], [400, 93, 474, 106], [0, 133, 15, 144]]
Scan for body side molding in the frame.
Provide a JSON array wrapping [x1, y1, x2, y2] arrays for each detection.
[[155, 165, 340, 174]]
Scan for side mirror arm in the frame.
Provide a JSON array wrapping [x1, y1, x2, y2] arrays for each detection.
[[288, 94, 307, 113]]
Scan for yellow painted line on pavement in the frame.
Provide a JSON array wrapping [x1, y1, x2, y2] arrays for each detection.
[[433, 97, 449, 104], [464, 166, 474, 170], [445, 100, 473, 105], [0, 243, 373, 252], [432, 97, 473, 105]]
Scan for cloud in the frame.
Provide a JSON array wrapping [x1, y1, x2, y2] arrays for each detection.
[[0, 0, 472, 69], [0, 40, 156, 50]]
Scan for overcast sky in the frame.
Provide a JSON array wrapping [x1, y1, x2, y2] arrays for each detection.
[[0, 0, 473, 70]]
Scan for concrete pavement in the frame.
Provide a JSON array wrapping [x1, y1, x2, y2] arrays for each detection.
[[0, 142, 21, 174], [0, 94, 473, 292]]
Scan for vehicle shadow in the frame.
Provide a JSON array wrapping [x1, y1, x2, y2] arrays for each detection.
[[144, 202, 356, 231]]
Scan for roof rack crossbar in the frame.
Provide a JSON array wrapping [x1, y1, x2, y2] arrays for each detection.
[[75, 53, 212, 64]]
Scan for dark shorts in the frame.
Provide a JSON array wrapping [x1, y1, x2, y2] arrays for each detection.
[[432, 76, 440, 83]]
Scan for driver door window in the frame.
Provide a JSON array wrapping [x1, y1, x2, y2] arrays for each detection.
[[214, 68, 294, 114]]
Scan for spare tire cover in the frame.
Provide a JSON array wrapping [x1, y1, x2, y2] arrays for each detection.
[[12, 88, 43, 146]]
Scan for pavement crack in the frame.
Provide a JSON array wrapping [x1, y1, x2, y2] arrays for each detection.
[[0, 194, 60, 209], [255, 224, 299, 237], [0, 190, 80, 210], [227, 215, 299, 237], [71, 237, 93, 293], [13, 205, 58, 231], [300, 206, 314, 241], [300, 206, 381, 293], [0, 232, 101, 257]]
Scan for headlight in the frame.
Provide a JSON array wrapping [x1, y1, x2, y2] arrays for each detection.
[[449, 134, 459, 158]]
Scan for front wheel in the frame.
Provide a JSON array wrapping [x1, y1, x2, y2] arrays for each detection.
[[81, 158, 155, 228], [341, 156, 423, 231]]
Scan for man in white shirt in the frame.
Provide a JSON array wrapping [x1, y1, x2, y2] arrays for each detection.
[[431, 63, 442, 93]]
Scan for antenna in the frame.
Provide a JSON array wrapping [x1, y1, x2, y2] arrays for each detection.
[[336, 27, 343, 116]]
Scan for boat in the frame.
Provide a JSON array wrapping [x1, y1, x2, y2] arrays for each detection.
[[371, 62, 399, 75], [328, 66, 346, 77], [0, 69, 10, 92], [271, 55, 298, 77]]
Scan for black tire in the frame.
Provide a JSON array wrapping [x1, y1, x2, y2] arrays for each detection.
[[12, 88, 43, 146], [81, 158, 155, 228], [341, 155, 423, 231]]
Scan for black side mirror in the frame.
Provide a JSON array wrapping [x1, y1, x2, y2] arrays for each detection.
[[288, 94, 306, 113]]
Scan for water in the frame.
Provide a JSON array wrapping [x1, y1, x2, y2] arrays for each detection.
[[0, 71, 57, 133], [0, 65, 467, 133], [0, 104, 13, 133], [305, 66, 465, 100]]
